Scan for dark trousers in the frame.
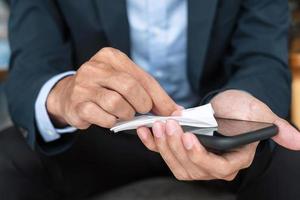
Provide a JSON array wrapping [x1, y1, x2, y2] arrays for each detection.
[[0, 126, 300, 200]]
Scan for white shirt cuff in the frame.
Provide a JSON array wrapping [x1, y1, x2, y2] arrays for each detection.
[[35, 71, 77, 142]]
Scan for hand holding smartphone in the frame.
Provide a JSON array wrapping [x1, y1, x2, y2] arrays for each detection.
[[183, 118, 278, 152]]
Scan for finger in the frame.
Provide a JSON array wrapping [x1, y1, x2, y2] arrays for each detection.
[[272, 118, 300, 150], [152, 121, 189, 180], [182, 133, 227, 180], [171, 106, 184, 116], [76, 101, 117, 128], [222, 142, 258, 171], [137, 127, 158, 152], [165, 120, 202, 178], [101, 71, 152, 114], [223, 171, 239, 181], [92, 48, 178, 116], [95, 87, 135, 120], [184, 133, 244, 179], [66, 111, 91, 130]]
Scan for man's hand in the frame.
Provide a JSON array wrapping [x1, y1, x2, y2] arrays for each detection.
[[211, 90, 300, 151], [46, 47, 178, 129], [137, 89, 300, 181], [137, 120, 257, 181]]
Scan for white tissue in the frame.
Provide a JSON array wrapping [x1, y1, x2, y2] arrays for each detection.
[[110, 103, 218, 133]]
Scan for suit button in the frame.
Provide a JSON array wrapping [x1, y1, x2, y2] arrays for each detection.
[[19, 127, 28, 138], [46, 129, 55, 136]]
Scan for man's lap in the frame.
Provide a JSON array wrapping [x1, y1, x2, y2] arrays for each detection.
[[0, 126, 171, 199], [0, 126, 299, 200], [53, 126, 171, 198], [237, 144, 300, 200], [0, 127, 60, 200]]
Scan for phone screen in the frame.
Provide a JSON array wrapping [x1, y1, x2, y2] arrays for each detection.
[[182, 118, 275, 137]]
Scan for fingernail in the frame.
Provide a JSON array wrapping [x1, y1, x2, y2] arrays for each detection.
[[137, 128, 147, 140], [183, 134, 194, 150], [176, 105, 185, 110], [166, 120, 179, 136], [171, 110, 182, 116], [153, 122, 164, 138]]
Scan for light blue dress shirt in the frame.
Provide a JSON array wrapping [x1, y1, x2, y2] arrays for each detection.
[[35, 0, 200, 142]]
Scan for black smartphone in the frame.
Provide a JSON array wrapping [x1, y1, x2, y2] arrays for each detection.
[[182, 118, 278, 152]]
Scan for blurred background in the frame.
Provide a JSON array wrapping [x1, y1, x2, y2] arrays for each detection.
[[290, 0, 300, 129], [0, 0, 9, 71], [0, 0, 299, 132], [0, 0, 11, 131]]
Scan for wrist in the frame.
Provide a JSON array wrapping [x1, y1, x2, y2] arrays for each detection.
[[46, 76, 73, 127]]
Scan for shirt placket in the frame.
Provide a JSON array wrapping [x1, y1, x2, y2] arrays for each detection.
[[147, 0, 168, 83]]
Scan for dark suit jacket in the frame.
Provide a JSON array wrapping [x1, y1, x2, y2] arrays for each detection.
[[5, 0, 291, 154]]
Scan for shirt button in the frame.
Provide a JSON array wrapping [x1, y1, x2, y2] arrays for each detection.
[[46, 129, 55, 136], [154, 70, 164, 78]]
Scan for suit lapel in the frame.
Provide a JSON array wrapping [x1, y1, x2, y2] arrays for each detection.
[[187, 0, 218, 92], [96, 0, 130, 56]]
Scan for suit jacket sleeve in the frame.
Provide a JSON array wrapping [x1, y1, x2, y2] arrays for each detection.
[[203, 0, 291, 119], [5, 0, 76, 154]]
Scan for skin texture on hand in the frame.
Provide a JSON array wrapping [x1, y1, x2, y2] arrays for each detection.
[[137, 89, 300, 181], [137, 120, 257, 181], [47, 47, 300, 181], [210, 90, 300, 151], [46, 47, 178, 129]]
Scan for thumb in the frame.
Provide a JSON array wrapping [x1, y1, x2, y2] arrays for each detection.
[[272, 119, 300, 151], [171, 105, 185, 116]]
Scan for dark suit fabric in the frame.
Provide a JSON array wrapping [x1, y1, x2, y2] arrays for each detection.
[[1, 127, 300, 200], [2, 0, 297, 199], [5, 0, 291, 153]]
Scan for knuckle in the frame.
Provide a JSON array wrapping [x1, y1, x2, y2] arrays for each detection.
[[71, 83, 92, 100], [99, 47, 118, 57], [123, 109, 135, 120], [223, 176, 234, 181], [243, 159, 253, 169], [213, 171, 224, 180], [73, 73, 84, 86], [76, 123, 90, 130], [242, 153, 255, 169], [189, 153, 203, 166], [146, 143, 157, 152], [168, 140, 179, 151], [224, 173, 238, 181], [78, 62, 94, 75], [101, 117, 117, 128], [221, 168, 232, 177], [69, 92, 78, 103], [122, 77, 137, 93], [215, 173, 227, 180], [141, 99, 152, 113], [76, 63, 96, 84], [79, 61, 109, 78], [106, 92, 122, 111], [94, 62, 108, 70], [189, 155, 199, 165], [188, 172, 200, 181], [216, 165, 231, 178], [69, 116, 89, 130], [174, 173, 188, 181], [72, 83, 82, 93], [246, 153, 254, 164], [77, 103, 91, 119]]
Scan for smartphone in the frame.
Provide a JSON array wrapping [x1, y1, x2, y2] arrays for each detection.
[[182, 118, 278, 152]]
